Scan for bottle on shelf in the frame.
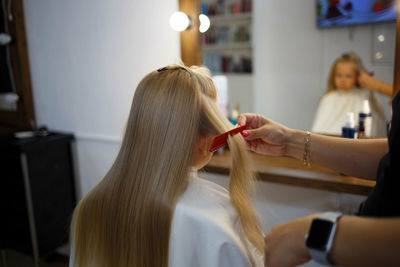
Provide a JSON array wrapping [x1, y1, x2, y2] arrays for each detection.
[[229, 103, 240, 125], [358, 100, 372, 137], [342, 111, 357, 139]]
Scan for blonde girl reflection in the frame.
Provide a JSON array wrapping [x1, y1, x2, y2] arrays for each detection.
[[312, 52, 386, 136]]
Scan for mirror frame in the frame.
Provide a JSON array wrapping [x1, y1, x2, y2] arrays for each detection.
[[393, 0, 400, 99]]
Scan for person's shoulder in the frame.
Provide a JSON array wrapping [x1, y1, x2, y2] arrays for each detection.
[[174, 177, 233, 224], [316, 91, 341, 109], [325, 90, 340, 96], [323, 89, 368, 101], [173, 176, 244, 241], [353, 88, 369, 98], [170, 176, 264, 267], [179, 176, 230, 206], [320, 91, 341, 101]]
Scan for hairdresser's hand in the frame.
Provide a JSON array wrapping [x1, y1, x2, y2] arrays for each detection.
[[264, 214, 318, 267], [238, 113, 292, 156], [358, 71, 393, 97], [358, 71, 378, 91]]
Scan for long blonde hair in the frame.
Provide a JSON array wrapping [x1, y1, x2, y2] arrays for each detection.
[[326, 51, 385, 119], [70, 64, 264, 267]]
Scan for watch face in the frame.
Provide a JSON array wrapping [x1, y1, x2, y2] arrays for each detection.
[[306, 218, 334, 250]]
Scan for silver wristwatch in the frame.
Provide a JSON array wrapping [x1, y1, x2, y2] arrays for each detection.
[[305, 212, 342, 265]]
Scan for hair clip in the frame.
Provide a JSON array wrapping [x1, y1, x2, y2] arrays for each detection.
[[157, 67, 167, 72], [209, 125, 247, 152]]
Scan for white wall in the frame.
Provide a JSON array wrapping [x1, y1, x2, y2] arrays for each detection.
[[227, 74, 254, 113], [253, 0, 395, 130], [23, 0, 180, 196]]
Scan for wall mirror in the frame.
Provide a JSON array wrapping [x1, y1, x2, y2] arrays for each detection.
[[181, 0, 399, 137]]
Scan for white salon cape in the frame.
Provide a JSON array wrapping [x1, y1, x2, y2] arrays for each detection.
[[168, 168, 264, 267], [69, 169, 263, 267], [311, 89, 387, 136]]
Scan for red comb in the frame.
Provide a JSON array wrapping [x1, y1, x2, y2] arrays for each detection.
[[209, 125, 247, 152]]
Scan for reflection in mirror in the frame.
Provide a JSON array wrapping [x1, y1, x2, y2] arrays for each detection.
[[250, 1, 396, 137], [192, 1, 397, 137], [311, 51, 389, 137]]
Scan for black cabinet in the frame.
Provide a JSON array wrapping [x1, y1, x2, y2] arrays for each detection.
[[0, 132, 76, 263]]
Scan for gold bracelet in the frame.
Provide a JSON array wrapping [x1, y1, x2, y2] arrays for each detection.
[[303, 131, 311, 167]]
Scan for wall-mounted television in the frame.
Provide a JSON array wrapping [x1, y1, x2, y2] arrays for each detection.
[[317, 0, 397, 28]]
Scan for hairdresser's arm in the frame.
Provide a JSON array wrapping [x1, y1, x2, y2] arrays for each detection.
[[238, 114, 388, 180], [264, 215, 400, 267], [285, 130, 387, 180], [358, 71, 393, 97]]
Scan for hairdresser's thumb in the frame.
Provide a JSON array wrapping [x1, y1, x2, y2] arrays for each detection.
[[238, 115, 247, 126], [242, 128, 265, 141]]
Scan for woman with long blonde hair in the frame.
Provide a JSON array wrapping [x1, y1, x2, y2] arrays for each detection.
[[312, 52, 387, 136], [69, 64, 264, 267]]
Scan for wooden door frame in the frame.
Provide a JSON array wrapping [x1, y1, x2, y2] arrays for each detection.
[[393, 0, 400, 99], [179, 0, 202, 67]]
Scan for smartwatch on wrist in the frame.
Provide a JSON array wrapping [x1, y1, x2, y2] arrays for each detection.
[[305, 212, 342, 265]]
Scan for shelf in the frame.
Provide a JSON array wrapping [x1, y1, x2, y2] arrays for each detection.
[[202, 2, 253, 75], [208, 12, 252, 23], [203, 42, 251, 51], [205, 151, 375, 196]]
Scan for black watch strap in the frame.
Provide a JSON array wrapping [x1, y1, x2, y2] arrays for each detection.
[[306, 212, 342, 265]]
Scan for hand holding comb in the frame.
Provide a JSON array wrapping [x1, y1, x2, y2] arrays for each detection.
[[209, 125, 247, 152]]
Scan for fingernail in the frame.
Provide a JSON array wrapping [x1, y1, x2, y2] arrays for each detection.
[[242, 130, 249, 137]]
